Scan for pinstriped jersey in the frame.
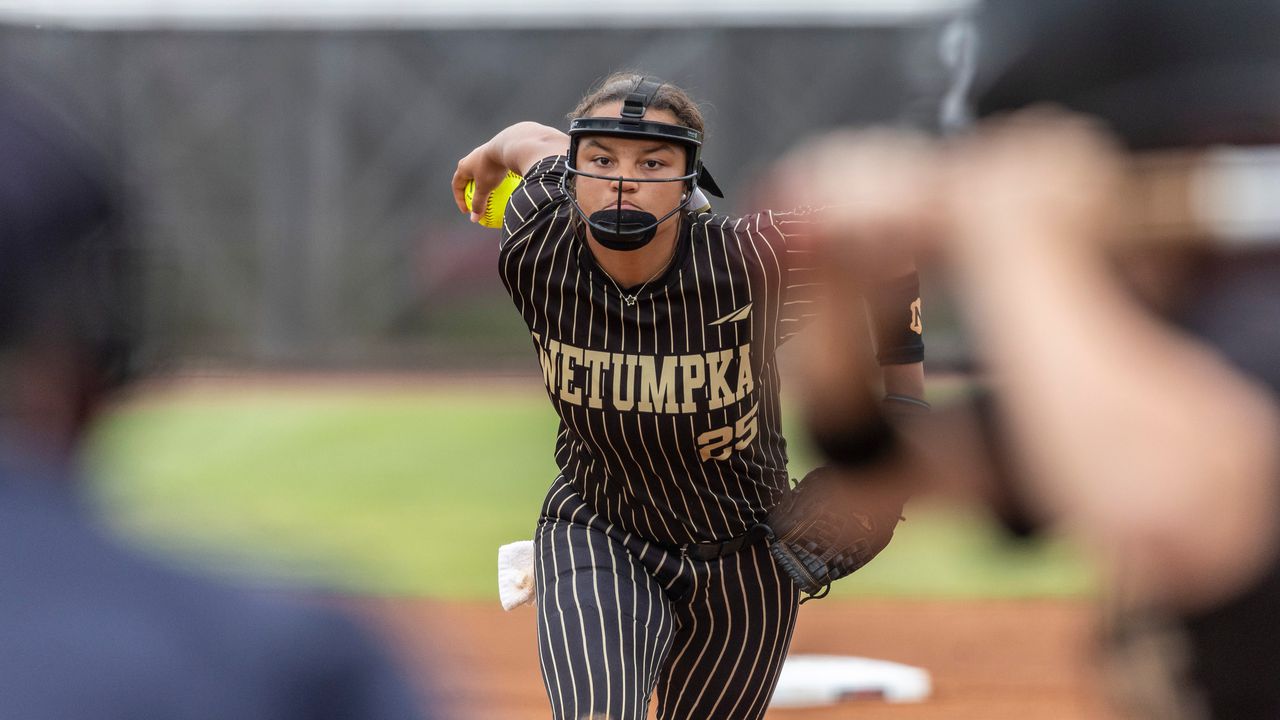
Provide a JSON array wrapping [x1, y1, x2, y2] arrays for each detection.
[[499, 156, 819, 546]]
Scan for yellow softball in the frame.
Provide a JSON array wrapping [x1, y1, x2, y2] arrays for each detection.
[[464, 171, 523, 229]]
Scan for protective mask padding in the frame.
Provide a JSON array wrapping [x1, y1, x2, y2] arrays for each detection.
[[588, 209, 659, 250]]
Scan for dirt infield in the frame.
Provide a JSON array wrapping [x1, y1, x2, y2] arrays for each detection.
[[355, 598, 1116, 720]]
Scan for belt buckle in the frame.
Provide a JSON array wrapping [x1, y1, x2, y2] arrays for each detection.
[[682, 540, 716, 562]]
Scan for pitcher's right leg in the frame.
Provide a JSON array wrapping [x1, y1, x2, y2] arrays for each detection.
[[535, 478, 676, 720]]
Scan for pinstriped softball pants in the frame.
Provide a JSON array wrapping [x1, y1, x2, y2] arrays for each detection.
[[534, 476, 800, 720]]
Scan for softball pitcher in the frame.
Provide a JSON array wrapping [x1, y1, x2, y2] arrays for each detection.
[[452, 73, 924, 720]]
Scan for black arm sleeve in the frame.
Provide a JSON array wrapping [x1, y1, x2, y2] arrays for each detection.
[[868, 272, 925, 366]]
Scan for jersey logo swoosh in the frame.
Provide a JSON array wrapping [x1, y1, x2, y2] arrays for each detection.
[[709, 303, 752, 326]]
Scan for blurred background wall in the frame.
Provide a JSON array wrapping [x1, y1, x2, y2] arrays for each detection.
[[0, 1, 972, 370]]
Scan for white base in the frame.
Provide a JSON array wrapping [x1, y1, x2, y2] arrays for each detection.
[[771, 654, 932, 707]]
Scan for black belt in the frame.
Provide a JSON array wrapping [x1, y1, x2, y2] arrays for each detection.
[[680, 523, 773, 561]]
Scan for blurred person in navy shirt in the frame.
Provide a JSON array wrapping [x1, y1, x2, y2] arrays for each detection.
[[0, 85, 430, 720]]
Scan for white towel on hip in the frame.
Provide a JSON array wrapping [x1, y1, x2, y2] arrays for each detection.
[[497, 540, 536, 611]]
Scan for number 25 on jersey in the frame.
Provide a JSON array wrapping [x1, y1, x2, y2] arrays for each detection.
[[697, 402, 759, 462]]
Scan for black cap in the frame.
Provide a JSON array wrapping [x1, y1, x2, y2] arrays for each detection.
[[973, 0, 1280, 149], [0, 87, 118, 344]]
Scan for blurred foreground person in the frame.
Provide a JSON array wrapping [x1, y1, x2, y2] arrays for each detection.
[[0, 88, 429, 720], [778, 1, 1280, 718]]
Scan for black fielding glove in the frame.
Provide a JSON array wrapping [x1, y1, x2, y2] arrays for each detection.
[[766, 467, 905, 602]]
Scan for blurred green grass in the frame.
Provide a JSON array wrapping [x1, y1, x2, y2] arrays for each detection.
[[85, 380, 1096, 600]]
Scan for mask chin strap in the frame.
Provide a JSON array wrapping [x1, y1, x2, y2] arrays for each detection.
[[696, 166, 723, 199]]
